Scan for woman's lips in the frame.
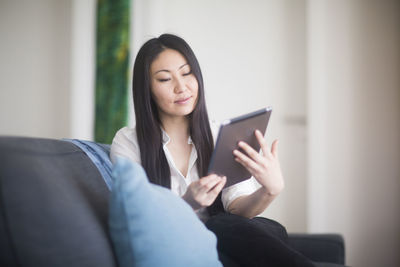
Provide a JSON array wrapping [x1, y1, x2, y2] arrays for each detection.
[[175, 96, 192, 104]]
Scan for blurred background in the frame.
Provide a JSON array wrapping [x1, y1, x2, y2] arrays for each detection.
[[0, 0, 399, 266]]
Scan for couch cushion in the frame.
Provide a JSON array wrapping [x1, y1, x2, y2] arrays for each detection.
[[64, 139, 113, 190], [0, 137, 116, 267], [288, 233, 345, 264], [109, 157, 222, 267]]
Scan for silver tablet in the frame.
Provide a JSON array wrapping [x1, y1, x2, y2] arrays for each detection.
[[208, 107, 272, 188]]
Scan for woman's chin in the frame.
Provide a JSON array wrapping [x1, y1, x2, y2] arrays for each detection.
[[175, 104, 196, 116], [160, 103, 196, 119]]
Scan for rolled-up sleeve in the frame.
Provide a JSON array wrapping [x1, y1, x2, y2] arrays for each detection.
[[221, 177, 261, 211]]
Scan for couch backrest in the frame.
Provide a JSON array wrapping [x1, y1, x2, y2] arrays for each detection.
[[0, 137, 117, 267]]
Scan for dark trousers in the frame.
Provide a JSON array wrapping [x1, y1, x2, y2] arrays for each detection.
[[206, 213, 316, 267]]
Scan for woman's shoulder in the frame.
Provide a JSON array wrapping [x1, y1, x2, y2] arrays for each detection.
[[209, 119, 221, 140], [110, 126, 141, 164], [113, 126, 138, 142], [209, 119, 221, 128]]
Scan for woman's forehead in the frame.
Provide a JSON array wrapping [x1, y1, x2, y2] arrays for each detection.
[[151, 49, 188, 73]]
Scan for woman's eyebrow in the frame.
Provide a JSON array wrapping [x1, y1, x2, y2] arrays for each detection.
[[154, 69, 170, 74], [178, 63, 189, 70]]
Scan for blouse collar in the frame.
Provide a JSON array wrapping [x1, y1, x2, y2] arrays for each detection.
[[161, 128, 193, 146]]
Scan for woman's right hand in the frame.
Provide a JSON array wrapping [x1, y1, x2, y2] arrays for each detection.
[[182, 174, 226, 211]]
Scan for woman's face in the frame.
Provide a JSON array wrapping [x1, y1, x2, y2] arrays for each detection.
[[150, 48, 199, 121]]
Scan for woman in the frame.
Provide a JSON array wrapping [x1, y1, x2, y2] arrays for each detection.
[[111, 34, 315, 267]]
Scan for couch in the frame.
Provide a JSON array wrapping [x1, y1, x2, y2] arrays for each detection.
[[0, 136, 346, 267]]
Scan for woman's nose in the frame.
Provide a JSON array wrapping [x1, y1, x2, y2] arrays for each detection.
[[174, 77, 186, 93]]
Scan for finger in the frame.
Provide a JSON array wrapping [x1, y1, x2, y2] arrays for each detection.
[[198, 175, 223, 194], [271, 139, 279, 157], [206, 177, 226, 201], [237, 141, 264, 164], [199, 173, 220, 184], [234, 156, 260, 176], [233, 149, 262, 174], [255, 129, 270, 157]]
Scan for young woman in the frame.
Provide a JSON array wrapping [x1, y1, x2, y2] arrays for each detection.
[[110, 34, 315, 267]]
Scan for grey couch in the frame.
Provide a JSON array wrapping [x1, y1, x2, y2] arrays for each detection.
[[0, 137, 345, 267]]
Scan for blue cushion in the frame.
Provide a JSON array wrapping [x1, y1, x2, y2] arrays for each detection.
[[109, 157, 222, 267]]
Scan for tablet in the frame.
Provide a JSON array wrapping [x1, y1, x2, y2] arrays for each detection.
[[208, 107, 272, 188]]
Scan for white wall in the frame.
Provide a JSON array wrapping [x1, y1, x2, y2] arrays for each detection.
[[307, 1, 400, 266], [0, 0, 95, 140], [70, 0, 96, 140], [0, 0, 72, 139]]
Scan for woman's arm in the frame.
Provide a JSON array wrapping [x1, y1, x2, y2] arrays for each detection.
[[227, 130, 284, 218], [227, 186, 280, 218]]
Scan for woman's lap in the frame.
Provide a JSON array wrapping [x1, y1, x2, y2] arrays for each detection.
[[206, 213, 315, 267]]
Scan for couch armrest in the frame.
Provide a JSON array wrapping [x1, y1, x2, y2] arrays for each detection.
[[288, 234, 345, 264]]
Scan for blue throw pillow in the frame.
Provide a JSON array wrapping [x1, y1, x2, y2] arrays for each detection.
[[109, 157, 222, 267]]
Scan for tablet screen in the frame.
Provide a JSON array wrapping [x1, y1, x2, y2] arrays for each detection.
[[208, 107, 272, 188]]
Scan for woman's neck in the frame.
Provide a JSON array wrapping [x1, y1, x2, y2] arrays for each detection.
[[160, 115, 190, 142]]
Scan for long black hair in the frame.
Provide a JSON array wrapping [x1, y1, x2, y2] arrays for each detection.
[[132, 34, 223, 214], [132, 34, 223, 215]]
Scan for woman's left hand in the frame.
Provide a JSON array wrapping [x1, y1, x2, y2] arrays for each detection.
[[233, 130, 284, 196]]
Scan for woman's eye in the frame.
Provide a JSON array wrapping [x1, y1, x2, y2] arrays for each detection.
[[182, 71, 192, 76], [158, 78, 170, 82]]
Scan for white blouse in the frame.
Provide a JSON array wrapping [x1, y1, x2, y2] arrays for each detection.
[[110, 121, 260, 221]]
